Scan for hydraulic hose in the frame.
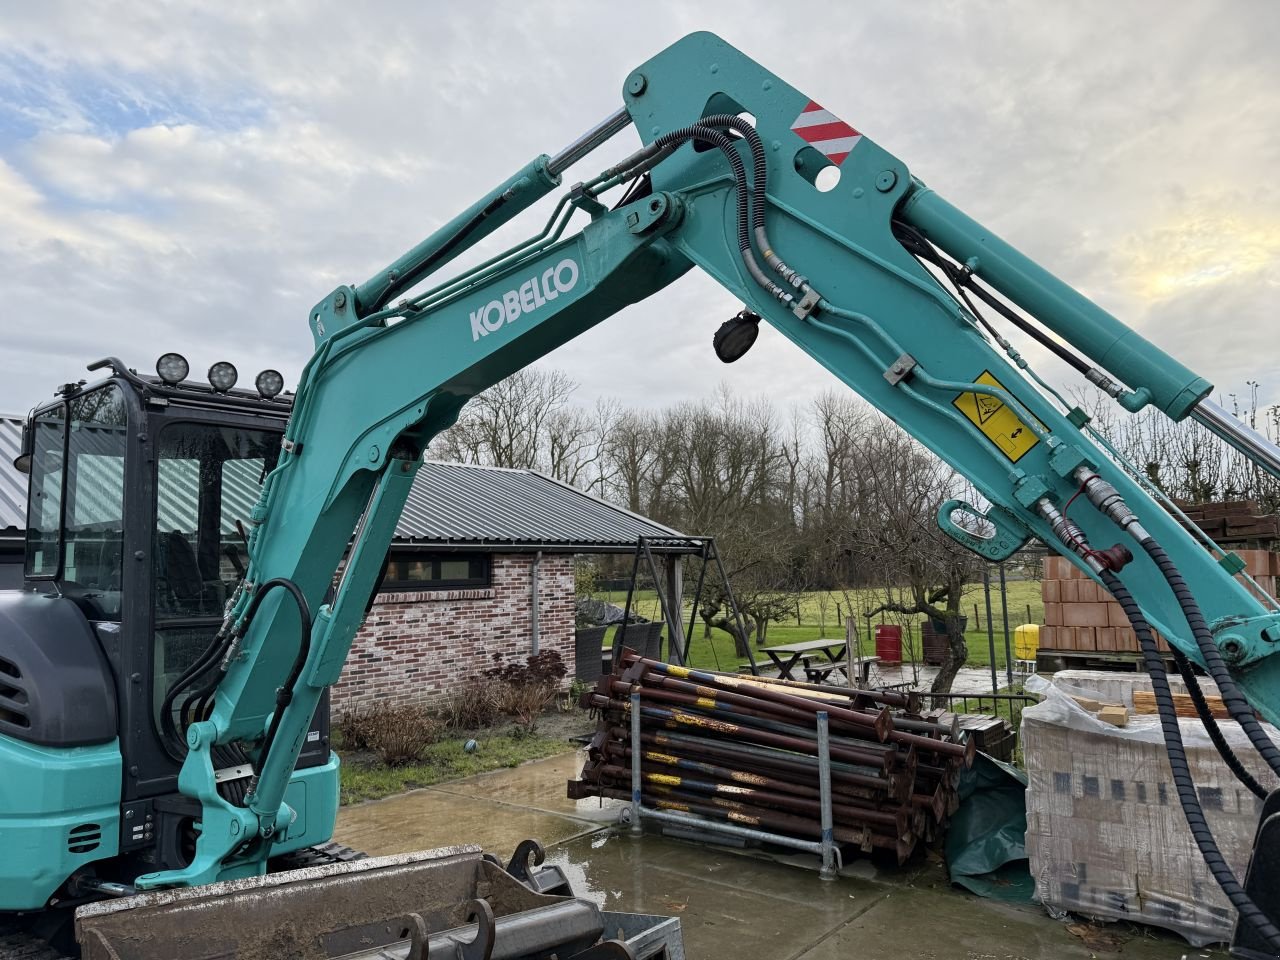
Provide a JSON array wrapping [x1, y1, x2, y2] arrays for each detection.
[[1100, 569, 1280, 952], [646, 123, 794, 308], [159, 627, 237, 761], [1169, 647, 1269, 800], [239, 578, 314, 802], [1138, 538, 1280, 778], [699, 113, 820, 303], [603, 117, 808, 310]]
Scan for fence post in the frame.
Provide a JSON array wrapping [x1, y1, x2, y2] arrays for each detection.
[[983, 568, 998, 693], [1000, 564, 1013, 686], [817, 711, 837, 881]]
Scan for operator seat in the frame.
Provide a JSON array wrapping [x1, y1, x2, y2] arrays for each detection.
[[160, 530, 205, 612]]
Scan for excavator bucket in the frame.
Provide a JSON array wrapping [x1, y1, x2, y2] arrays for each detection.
[[75, 844, 684, 960]]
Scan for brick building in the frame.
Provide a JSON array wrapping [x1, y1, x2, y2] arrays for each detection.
[[331, 461, 692, 711], [0, 415, 688, 710]]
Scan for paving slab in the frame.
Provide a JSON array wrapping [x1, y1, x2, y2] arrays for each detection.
[[545, 831, 878, 960]]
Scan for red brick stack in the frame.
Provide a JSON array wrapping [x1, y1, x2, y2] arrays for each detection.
[[1040, 550, 1279, 657], [1174, 499, 1280, 545]]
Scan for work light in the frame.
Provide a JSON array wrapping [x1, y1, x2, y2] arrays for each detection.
[[208, 361, 239, 393], [156, 353, 190, 385], [255, 369, 284, 399], [713, 309, 762, 363]]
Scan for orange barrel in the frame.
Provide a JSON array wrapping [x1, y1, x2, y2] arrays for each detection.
[[875, 625, 903, 664]]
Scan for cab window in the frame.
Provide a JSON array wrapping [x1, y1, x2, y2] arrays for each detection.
[[24, 386, 128, 621]]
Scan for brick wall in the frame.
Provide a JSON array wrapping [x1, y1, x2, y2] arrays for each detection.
[[330, 553, 575, 715]]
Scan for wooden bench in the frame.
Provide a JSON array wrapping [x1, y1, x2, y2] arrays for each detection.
[[802, 655, 847, 684]]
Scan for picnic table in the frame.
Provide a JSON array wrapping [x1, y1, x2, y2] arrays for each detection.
[[756, 639, 880, 685]]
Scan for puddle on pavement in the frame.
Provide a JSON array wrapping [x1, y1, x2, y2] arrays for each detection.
[[334, 750, 1208, 959], [335, 749, 622, 858]]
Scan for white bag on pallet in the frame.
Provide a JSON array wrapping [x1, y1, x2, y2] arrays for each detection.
[[1021, 676, 1275, 946]]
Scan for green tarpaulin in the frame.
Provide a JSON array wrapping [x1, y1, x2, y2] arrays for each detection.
[[946, 753, 1035, 902]]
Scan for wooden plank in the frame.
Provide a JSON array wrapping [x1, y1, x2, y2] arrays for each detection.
[[1133, 689, 1230, 720]]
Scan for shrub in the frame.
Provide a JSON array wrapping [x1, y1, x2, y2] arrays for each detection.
[[560, 678, 589, 713], [482, 650, 568, 731], [439, 677, 503, 731], [336, 706, 373, 751], [492, 680, 557, 730], [483, 649, 567, 686], [347, 703, 442, 766]]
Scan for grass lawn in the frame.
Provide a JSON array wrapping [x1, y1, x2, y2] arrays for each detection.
[[339, 728, 577, 805], [597, 580, 1044, 675]]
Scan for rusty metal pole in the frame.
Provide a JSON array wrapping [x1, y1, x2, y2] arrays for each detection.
[[630, 691, 643, 837], [817, 710, 837, 881]]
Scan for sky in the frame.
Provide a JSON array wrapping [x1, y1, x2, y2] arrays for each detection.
[[1, 1, 1277, 424]]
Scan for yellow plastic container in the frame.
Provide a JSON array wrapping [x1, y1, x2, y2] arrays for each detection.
[[1013, 623, 1040, 660]]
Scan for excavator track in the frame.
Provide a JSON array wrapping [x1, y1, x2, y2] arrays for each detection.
[[268, 841, 367, 870], [0, 923, 71, 960]]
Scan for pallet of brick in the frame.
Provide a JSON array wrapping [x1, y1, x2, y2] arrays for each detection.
[[1022, 684, 1277, 946], [1040, 550, 1273, 658]]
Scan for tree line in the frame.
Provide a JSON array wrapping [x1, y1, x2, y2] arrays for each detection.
[[429, 368, 1280, 692]]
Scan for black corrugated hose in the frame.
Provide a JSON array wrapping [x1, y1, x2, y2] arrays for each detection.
[[1100, 568, 1280, 951], [1139, 539, 1280, 778], [1169, 646, 1269, 800]]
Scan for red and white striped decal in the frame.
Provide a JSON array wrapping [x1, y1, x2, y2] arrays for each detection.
[[789, 101, 861, 166]]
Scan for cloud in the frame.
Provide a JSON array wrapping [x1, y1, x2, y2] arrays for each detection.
[[0, 0, 1277, 427]]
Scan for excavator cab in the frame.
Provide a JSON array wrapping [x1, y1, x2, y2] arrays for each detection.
[[1, 357, 339, 920]]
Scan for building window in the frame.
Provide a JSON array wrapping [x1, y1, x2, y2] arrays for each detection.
[[384, 553, 491, 591]]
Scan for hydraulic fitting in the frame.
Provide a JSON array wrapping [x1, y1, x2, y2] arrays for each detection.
[[1036, 499, 1132, 573], [1072, 467, 1151, 544]]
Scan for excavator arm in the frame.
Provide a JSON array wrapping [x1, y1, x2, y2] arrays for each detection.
[[147, 30, 1280, 952]]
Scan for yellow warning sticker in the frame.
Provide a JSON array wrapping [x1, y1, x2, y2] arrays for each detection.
[[951, 370, 1040, 463]]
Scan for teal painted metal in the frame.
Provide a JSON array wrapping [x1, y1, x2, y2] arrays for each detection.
[[0, 737, 120, 910], [135, 752, 339, 890], [898, 186, 1212, 420], [352, 155, 560, 317], [937, 500, 1029, 561], [621, 31, 1280, 715], [158, 189, 691, 885], [147, 30, 1280, 889]]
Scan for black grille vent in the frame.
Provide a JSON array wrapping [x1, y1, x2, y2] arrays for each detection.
[[0, 657, 29, 729], [67, 823, 102, 854]]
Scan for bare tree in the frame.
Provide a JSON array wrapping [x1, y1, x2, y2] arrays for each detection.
[[430, 368, 581, 471], [547, 398, 618, 490], [1074, 385, 1280, 511], [827, 418, 982, 694]]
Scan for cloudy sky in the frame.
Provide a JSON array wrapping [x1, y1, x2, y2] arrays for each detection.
[[1, 2, 1277, 425]]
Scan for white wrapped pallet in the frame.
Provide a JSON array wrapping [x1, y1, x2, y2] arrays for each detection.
[[1021, 677, 1275, 946], [1049, 669, 1217, 708]]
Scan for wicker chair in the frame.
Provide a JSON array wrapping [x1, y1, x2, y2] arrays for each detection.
[[574, 625, 610, 683], [614, 621, 664, 664]]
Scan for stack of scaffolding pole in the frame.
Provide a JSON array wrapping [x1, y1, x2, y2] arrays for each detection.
[[567, 648, 974, 865]]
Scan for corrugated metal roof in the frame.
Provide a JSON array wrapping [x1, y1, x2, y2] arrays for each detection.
[[403, 461, 686, 548], [0, 415, 688, 550]]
